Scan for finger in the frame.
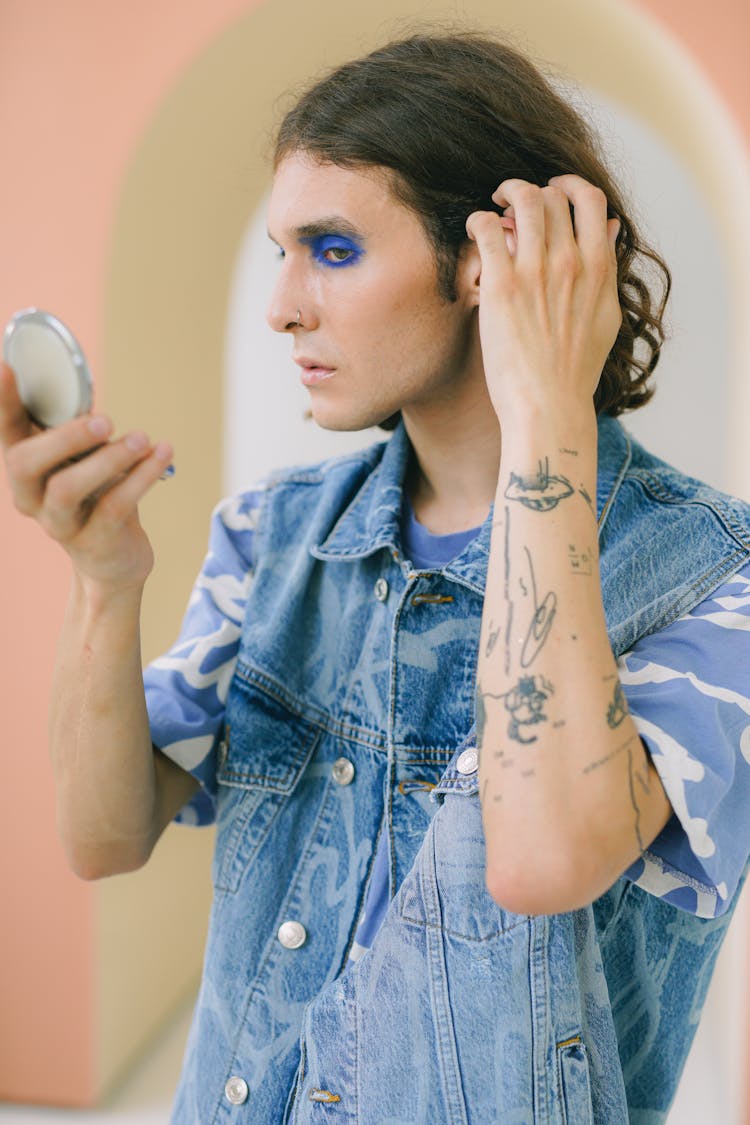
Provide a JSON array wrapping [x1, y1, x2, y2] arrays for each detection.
[[4, 412, 113, 516], [465, 211, 514, 288], [499, 215, 517, 257], [84, 442, 174, 535], [607, 217, 621, 261], [39, 431, 156, 540], [0, 363, 34, 449], [540, 184, 577, 255], [547, 174, 610, 259], [491, 180, 546, 270]]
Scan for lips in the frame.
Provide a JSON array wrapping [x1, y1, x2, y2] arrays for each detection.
[[294, 355, 336, 386]]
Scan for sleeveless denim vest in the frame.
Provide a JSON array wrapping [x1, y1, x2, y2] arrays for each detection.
[[171, 416, 750, 1124]]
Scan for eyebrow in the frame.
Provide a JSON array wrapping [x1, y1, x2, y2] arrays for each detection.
[[267, 217, 365, 245]]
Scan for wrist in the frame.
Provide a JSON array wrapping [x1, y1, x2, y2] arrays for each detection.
[[495, 404, 598, 516], [72, 569, 147, 621], [497, 401, 597, 464]]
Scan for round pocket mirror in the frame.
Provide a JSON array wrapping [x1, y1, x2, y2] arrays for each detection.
[[3, 308, 93, 428]]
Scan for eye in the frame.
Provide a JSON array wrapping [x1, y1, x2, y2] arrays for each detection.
[[322, 245, 353, 264], [309, 234, 363, 268]]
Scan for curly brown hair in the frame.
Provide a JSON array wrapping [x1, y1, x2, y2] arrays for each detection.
[[274, 31, 670, 427]]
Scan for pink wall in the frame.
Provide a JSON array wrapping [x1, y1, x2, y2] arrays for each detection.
[[1, 0, 749, 1107], [635, 0, 750, 156], [0, 0, 259, 1103]]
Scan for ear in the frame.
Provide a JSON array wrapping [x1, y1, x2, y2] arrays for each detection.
[[454, 238, 483, 311]]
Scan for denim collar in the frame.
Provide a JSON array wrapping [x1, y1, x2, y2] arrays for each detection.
[[311, 414, 631, 597]]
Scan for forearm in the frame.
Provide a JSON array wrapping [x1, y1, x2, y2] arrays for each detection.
[[477, 405, 668, 913], [49, 573, 159, 879]]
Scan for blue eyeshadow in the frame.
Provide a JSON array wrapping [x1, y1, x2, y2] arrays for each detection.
[[301, 233, 364, 268]]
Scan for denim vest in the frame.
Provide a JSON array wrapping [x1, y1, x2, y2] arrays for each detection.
[[172, 416, 750, 1124]]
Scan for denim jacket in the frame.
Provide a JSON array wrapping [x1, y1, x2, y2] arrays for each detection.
[[165, 416, 750, 1124]]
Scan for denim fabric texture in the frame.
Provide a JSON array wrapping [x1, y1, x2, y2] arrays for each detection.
[[165, 416, 750, 1124]]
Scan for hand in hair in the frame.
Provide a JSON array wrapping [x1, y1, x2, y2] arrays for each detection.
[[466, 175, 621, 422]]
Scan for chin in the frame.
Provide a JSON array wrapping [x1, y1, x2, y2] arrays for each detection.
[[308, 401, 397, 434]]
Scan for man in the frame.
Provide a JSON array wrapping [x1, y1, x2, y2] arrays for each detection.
[[2, 32, 750, 1123]]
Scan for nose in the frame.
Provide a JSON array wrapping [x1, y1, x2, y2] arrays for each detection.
[[265, 265, 318, 334]]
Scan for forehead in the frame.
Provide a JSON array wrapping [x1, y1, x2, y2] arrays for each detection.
[[267, 152, 420, 241]]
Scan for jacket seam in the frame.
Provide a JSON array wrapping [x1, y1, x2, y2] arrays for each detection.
[[398, 912, 530, 939], [626, 470, 750, 549], [234, 660, 464, 759], [619, 546, 749, 645]]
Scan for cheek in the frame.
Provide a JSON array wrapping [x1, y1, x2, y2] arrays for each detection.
[[366, 265, 444, 328]]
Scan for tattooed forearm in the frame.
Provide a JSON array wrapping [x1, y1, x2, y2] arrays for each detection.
[[520, 546, 557, 668], [606, 681, 628, 729], [504, 458, 574, 512]]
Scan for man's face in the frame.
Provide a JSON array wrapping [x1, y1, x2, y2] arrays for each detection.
[[266, 152, 479, 431]]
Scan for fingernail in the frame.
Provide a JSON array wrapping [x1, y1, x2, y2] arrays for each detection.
[[88, 416, 110, 437], [125, 431, 149, 452], [160, 464, 176, 481]]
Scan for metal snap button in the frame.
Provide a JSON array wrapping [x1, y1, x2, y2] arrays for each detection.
[[225, 1076, 249, 1104], [456, 747, 479, 775], [332, 757, 355, 785], [278, 920, 307, 949], [374, 577, 389, 601]]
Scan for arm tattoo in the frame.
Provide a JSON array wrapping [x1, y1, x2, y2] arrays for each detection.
[[606, 681, 628, 729], [477, 678, 554, 750], [504, 674, 554, 744], [581, 733, 637, 775], [485, 620, 501, 657], [568, 544, 593, 576], [520, 546, 557, 668], [578, 485, 595, 517], [503, 505, 513, 675], [504, 458, 574, 512]]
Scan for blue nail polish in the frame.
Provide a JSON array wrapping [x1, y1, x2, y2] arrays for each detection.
[[160, 464, 175, 481]]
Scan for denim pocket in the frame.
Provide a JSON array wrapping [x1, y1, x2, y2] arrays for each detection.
[[213, 676, 322, 893], [556, 1036, 594, 1125], [399, 792, 528, 941]]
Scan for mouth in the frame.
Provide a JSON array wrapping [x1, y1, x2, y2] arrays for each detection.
[[294, 356, 336, 386]]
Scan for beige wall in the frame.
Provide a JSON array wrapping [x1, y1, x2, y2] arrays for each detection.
[[1, 0, 749, 1108]]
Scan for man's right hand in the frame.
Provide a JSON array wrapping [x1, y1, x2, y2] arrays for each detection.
[[0, 361, 173, 592]]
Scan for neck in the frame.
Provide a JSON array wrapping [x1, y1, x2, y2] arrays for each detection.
[[401, 381, 502, 536]]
